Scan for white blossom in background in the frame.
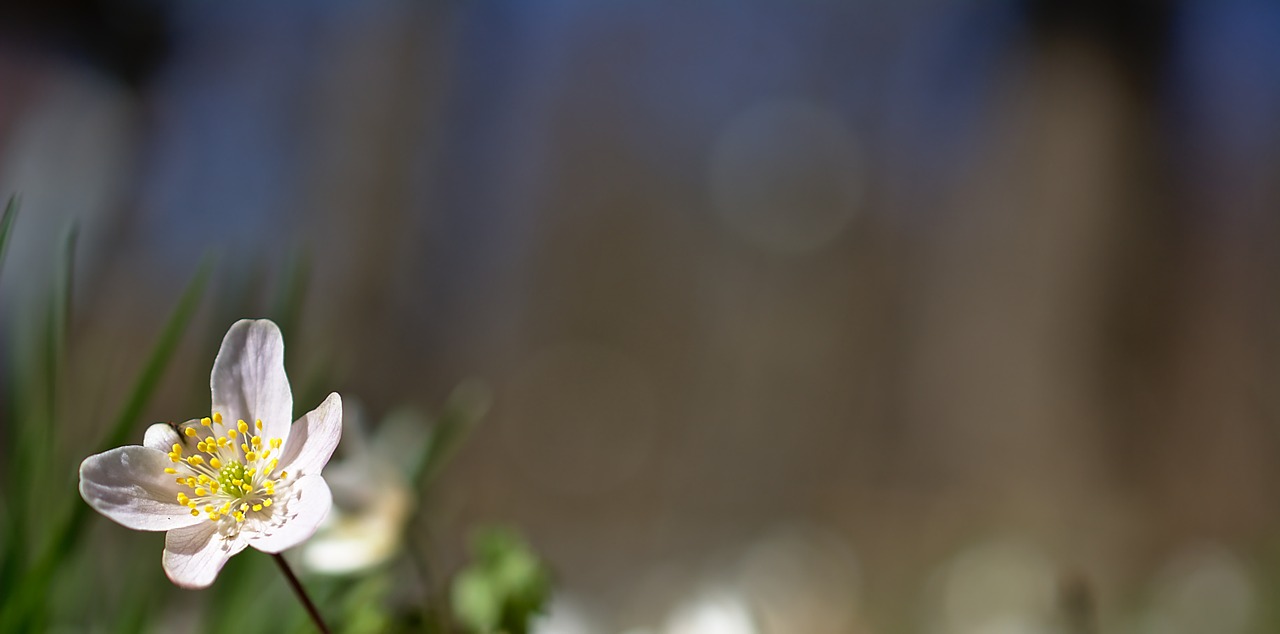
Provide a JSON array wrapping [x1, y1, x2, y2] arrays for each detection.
[[665, 586, 758, 634], [299, 403, 426, 575], [79, 319, 342, 588], [923, 537, 1059, 634], [531, 594, 596, 634]]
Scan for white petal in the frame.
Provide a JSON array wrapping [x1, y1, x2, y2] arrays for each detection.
[[163, 522, 248, 589], [210, 319, 293, 444], [247, 475, 332, 554], [142, 419, 202, 452], [79, 446, 204, 531], [277, 393, 342, 478], [143, 423, 180, 452]]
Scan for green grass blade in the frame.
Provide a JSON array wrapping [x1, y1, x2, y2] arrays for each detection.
[[416, 381, 492, 490], [0, 195, 24, 593], [101, 255, 211, 449], [0, 351, 27, 595], [0, 194, 18, 281], [271, 246, 311, 344], [25, 223, 80, 554], [0, 255, 213, 631], [57, 222, 78, 346]]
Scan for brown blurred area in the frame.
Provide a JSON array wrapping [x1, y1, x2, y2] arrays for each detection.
[[4, 1, 1280, 631]]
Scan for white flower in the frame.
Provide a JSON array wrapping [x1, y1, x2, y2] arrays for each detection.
[[78, 319, 342, 588], [299, 405, 424, 575]]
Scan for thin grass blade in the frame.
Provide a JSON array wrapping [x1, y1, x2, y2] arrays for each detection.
[[0, 194, 18, 280], [0, 255, 213, 631], [416, 380, 492, 490]]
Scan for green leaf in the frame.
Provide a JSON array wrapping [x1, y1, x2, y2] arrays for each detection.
[[451, 526, 551, 634], [452, 568, 501, 633]]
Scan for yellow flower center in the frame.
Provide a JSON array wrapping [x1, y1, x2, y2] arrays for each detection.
[[163, 412, 289, 524]]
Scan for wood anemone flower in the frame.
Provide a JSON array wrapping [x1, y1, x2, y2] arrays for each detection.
[[79, 319, 342, 588]]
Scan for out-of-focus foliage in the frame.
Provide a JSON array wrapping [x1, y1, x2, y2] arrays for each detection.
[[0, 196, 213, 631], [451, 527, 552, 634]]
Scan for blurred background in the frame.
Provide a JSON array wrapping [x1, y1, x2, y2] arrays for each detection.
[[3, 0, 1280, 632]]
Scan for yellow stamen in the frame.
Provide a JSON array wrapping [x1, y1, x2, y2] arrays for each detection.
[[252, 503, 263, 512], [164, 468, 177, 474], [246, 451, 257, 462], [191, 509, 200, 516], [184, 427, 198, 437], [255, 419, 263, 430], [235, 512, 245, 523], [187, 455, 204, 466], [237, 420, 248, 434], [196, 442, 207, 452], [201, 417, 212, 427], [228, 429, 237, 439], [210, 457, 221, 469], [171, 444, 183, 455], [241, 483, 253, 493], [213, 412, 223, 424], [262, 499, 272, 507], [177, 493, 189, 504], [251, 436, 261, 447]]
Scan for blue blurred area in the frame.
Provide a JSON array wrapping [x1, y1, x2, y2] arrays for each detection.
[[1168, 0, 1280, 211], [136, 3, 316, 261]]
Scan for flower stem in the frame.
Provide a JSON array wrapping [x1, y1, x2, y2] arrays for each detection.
[[272, 553, 331, 634]]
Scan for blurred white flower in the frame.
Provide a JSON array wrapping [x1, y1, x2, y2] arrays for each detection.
[[1139, 544, 1257, 634], [299, 404, 426, 575], [665, 586, 758, 634], [79, 319, 342, 588], [923, 537, 1058, 634], [531, 595, 595, 634]]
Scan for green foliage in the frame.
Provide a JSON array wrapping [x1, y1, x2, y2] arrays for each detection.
[[451, 527, 552, 634], [0, 199, 213, 631]]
